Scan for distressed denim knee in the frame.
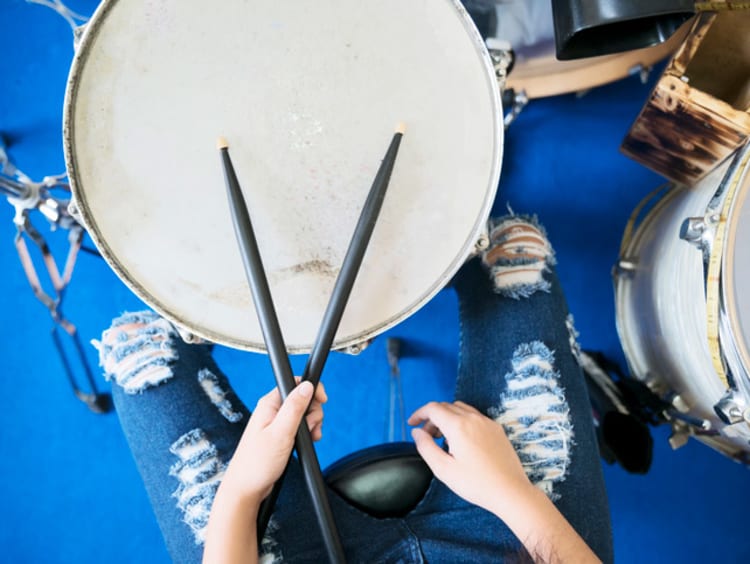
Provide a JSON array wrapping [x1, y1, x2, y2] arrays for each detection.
[[489, 341, 573, 501], [93, 311, 180, 393], [93, 311, 278, 556], [482, 215, 556, 299]]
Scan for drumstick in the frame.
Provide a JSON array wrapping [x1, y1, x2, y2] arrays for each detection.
[[218, 137, 346, 564], [256, 123, 406, 537], [303, 122, 405, 388]]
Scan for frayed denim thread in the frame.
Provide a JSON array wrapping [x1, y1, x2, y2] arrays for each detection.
[[490, 341, 573, 501]]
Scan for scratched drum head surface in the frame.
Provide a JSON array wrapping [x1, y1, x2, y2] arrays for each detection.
[[492, 0, 690, 98], [64, 0, 502, 352]]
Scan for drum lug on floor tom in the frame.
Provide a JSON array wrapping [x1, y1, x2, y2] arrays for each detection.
[[613, 258, 637, 279], [714, 390, 747, 426], [679, 216, 708, 248]]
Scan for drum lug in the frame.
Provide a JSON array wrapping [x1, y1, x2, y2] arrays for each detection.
[[613, 259, 637, 279], [486, 38, 514, 90], [679, 216, 707, 247], [175, 325, 208, 345], [713, 390, 747, 425], [485, 38, 527, 128], [67, 199, 83, 225], [474, 229, 490, 255], [339, 339, 371, 355]]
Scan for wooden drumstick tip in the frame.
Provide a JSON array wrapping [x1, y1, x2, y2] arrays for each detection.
[[395, 122, 406, 135], [216, 136, 229, 150]]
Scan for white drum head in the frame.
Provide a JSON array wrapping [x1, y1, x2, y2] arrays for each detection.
[[65, 0, 503, 352]]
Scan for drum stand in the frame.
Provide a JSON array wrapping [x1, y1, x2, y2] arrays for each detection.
[[1, 139, 110, 413]]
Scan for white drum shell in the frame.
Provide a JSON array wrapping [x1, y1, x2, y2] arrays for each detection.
[[616, 162, 750, 456]]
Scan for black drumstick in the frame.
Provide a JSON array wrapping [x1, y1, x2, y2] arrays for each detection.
[[303, 123, 405, 388], [218, 137, 346, 564], [256, 123, 406, 538]]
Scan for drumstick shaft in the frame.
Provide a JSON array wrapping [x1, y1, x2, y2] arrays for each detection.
[[303, 124, 405, 387], [257, 124, 405, 537], [218, 141, 346, 564]]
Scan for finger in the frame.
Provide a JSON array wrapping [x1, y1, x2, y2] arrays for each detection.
[[411, 427, 453, 479], [453, 401, 482, 415], [270, 381, 315, 438], [421, 420, 443, 439], [408, 401, 460, 428], [310, 421, 323, 441], [294, 377, 328, 404], [251, 387, 284, 427], [306, 408, 324, 431], [313, 381, 328, 404]]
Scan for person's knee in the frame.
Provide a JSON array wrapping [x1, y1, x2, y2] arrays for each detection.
[[93, 311, 179, 394], [489, 341, 573, 501], [482, 215, 556, 299]]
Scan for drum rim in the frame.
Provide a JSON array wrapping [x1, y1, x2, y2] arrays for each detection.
[[613, 188, 677, 388], [721, 151, 750, 384], [62, 0, 504, 352]]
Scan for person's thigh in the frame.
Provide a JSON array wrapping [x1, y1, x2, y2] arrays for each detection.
[[99, 312, 250, 563], [100, 311, 402, 563], [410, 216, 614, 563]]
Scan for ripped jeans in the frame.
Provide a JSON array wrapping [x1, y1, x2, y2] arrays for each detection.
[[97, 216, 613, 563]]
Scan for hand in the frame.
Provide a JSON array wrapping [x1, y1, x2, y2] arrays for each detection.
[[220, 378, 328, 505], [408, 400, 532, 516]]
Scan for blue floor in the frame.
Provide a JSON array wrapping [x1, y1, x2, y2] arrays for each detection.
[[2, 1, 749, 562]]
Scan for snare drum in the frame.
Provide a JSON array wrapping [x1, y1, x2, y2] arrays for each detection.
[[63, 0, 503, 353], [615, 144, 750, 462]]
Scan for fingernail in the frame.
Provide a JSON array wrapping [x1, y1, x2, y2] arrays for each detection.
[[298, 381, 313, 398]]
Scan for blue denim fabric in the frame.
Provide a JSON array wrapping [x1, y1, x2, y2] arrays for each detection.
[[106, 221, 613, 564]]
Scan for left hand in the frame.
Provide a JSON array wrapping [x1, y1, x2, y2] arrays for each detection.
[[220, 378, 328, 505]]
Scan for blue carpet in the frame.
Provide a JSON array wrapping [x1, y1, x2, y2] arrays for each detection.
[[2, 1, 749, 562]]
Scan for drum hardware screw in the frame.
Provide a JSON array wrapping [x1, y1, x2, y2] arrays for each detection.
[[713, 391, 746, 425], [476, 233, 490, 252], [627, 64, 651, 84], [709, 213, 720, 224]]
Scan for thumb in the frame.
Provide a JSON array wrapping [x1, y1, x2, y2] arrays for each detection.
[[412, 427, 452, 479], [271, 381, 314, 439]]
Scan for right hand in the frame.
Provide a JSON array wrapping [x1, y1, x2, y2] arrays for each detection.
[[220, 378, 328, 505], [408, 401, 533, 516]]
